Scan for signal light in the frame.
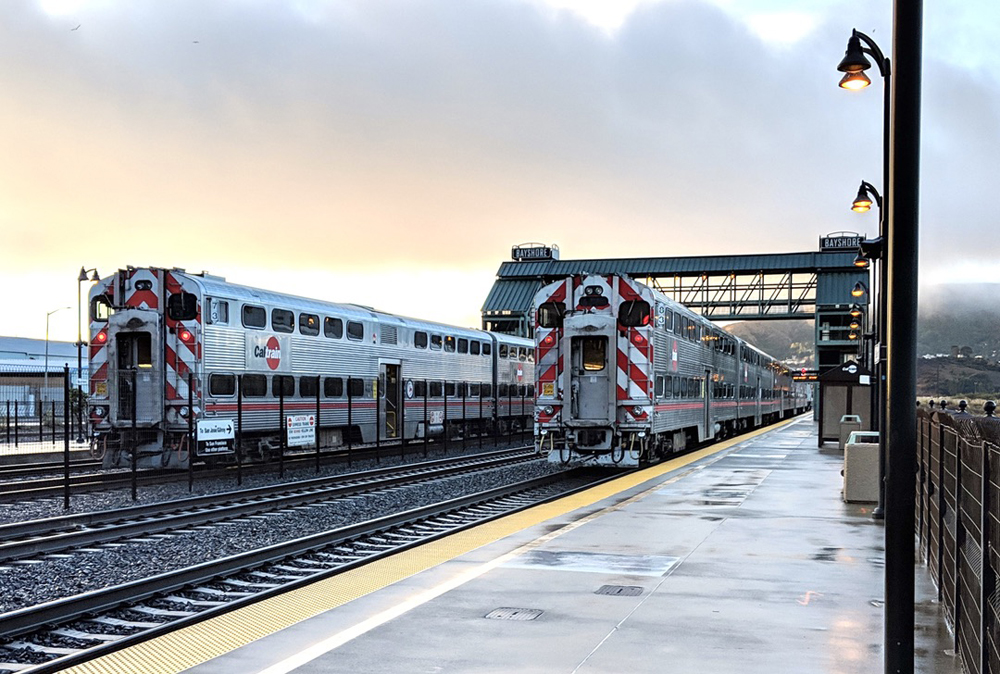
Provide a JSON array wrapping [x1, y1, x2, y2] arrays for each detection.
[[94, 330, 107, 344], [541, 333, 556, 347], [179, 329, 194, 343]]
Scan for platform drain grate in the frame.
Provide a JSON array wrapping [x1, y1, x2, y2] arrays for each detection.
[[595, 585, 644, 597], [485, 607, 543, 621]]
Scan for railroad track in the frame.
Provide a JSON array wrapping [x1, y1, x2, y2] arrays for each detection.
[[0, 447, 539, 563], [0, 459, 102, 481], [0, 468, 606, 674], [0, 435, 533, 502]]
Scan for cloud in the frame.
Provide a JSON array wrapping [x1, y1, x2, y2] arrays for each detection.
[[0, 0, 997, 338]]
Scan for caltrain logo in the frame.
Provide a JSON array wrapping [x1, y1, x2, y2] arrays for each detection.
[[254, 337, 282, 370]]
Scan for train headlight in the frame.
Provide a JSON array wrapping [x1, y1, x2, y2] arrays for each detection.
[[93, 406, 107, 418], [632, 405, 644, 416], [179, 406, 190, 418], [584, 285, 604, 296], [543, 405, 554, 415]]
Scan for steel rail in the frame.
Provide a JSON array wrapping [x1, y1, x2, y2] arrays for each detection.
[[0, 447, 537, 561], [0, 469, 611, 673]]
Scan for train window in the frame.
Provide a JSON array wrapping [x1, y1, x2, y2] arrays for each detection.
[[445, 382, 456, 397], [470, 340, 480, 355], [518, 347, 527, 362], [482, 383, 493, 397], [527, 349, 534, 363], [458, 338, 468, 354], [444, 336, 456, 353], [430, 334, 442, 350], [470, 383, 481, 397], [457, 382, 467, 397], [348, 378, 365, 397], [499, 344, 508, 359], [272, 375, 295, 398], [243, 374, 267, 397], [324, 317, 343, 339], [414, 380, 427, 397], [581, 337, 606, 372], [663, 376, 672, 398], [482, 342, 492, 356], [299, 313, 320, 337], [414, 331, 428, 348], [324, 377, 343, 398], [209, 374, 236, 397], [655, 376, 665, 398], [167, 292, 198, 321], [618, 300, 650, 328], [271, 309, 294, 333], [90, 295, 115, 322], [206, 299, 229, 325], [300, 376, 319, 398], [528, 384, 535, 397], [672, 377, 681, 397], [537, 301, 565, 329], [499, 384, 509, 397], [347, 321, 364, 341], [242, 304, 266, 329], [429, 381, 443, 397]]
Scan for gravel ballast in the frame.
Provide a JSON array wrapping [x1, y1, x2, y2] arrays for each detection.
[[0, 443, 564, 614]]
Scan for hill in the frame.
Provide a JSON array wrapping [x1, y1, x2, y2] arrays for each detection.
[[723, 320, 814, 367]]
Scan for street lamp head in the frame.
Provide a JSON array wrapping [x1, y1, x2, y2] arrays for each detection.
[[837, 33, 872, 74], [853, 252, 870, 268], [850, 304, 863, 318], [851, 282, 866, 298], [848, 331, 858, 341], [852, 184, 874, 212], [839, 71, 872, 90], [849, 320, 861, 330]]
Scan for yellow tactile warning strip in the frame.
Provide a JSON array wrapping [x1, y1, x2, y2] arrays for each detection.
[[62, 416, 804, 674]]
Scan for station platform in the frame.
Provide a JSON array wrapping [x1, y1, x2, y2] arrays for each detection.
[[67, 415, 960, 674], [0, 439, 90, 464]]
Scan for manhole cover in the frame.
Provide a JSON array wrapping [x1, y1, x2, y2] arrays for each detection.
[[485, 607, 543, 621], [595, 585, 643, 597]]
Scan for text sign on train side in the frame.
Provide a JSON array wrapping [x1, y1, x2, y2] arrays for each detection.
[[197, 419, 235, 456], [245, 334, 291, 372], [286, 414, 316, 447]]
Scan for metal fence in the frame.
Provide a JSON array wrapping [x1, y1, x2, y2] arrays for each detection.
[[1, 365, 85, 452], [917, 406, 1000, 674]]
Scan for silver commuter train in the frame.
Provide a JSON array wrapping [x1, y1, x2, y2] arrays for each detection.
[[87, 267, 534, 468], [533, 274, 810, 467]]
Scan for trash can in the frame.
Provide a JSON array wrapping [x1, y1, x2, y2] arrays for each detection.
[[844, 431, 879, 503], [838, 414, 862, 451]]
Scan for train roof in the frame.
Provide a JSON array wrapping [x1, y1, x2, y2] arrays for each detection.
[[109, 268, 531, 345]]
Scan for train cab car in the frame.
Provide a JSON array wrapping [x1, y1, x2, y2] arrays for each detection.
[[533, 274, 809, 467], [87, 267, 534, 469]]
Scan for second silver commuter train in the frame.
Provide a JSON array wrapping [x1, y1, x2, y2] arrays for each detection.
[[533, 274, 811, 466], [87, 267, 535, 469]]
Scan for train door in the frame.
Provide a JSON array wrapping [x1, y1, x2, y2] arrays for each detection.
[[108, 309, 163, 426], [704, 369, 712, 440], [570, 336, 611, 420], [380, 362, 401, 439]]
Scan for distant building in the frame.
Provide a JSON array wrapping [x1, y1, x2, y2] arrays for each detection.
[[0, 337, 88, 411]]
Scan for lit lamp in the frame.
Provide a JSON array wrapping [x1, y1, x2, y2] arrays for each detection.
[[851, 282, 867, 298], [849, 304, 863, 318]]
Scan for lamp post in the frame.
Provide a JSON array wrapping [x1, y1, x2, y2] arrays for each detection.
[[852, 183, 887, 520], [44, 306, 71, 406], [840, 6, 923, 670], [77, 267, 99, 442]]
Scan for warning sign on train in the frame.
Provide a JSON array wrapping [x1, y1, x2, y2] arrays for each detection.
[[286, 414, 316, 447]]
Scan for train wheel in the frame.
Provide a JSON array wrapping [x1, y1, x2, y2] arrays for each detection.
[[89, 435, 107, 461]]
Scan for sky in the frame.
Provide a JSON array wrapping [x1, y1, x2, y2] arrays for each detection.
[[2, 0, 998, 342]]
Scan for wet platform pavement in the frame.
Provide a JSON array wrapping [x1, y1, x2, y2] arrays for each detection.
[[134, 416, 962, 673]]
